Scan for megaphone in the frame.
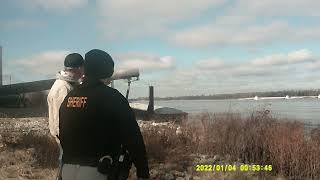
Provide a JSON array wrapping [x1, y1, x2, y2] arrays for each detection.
[[104, 68, 140, 99], [109, 68, 140, 81]]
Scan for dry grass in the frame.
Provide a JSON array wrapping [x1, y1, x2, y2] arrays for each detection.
[[0, 130, 59, 179], [1, 111, 320, 180], [141, 122, 193, 170], [141, 110, 320, 179]]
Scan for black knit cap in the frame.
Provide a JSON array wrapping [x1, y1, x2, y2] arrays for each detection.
[[84, 49, 114, 79], [64, 53, 84, 68]]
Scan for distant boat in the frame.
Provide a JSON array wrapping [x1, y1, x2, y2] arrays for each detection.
[[238, 97, 255, 100], [289, 96, 305, 99], [238, 95, 320, 100], [260, 97, 285, 100]]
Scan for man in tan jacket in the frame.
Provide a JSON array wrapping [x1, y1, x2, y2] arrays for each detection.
[[47, 53, 84, 180], [48, 53, 84, 138]]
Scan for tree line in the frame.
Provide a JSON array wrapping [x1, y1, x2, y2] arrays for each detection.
[[132, 89, 320, 101]]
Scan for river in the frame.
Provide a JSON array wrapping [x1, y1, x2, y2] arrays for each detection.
[[136, 98, 320, 125]]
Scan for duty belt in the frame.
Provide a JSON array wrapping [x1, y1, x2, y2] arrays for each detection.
[[63, 157, 100, 167]]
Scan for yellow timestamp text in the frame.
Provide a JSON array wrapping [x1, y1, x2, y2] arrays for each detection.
[[195, 164, 273, 172]]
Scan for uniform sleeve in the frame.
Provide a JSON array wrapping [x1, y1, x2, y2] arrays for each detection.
[[113, 92, 150, 178]]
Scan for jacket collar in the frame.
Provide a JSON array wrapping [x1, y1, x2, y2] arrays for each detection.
[[56, 70, 79, 83], [80, 77, 104, 88]]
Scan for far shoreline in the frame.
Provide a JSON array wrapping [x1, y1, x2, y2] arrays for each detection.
[[132, 88, 320, 101]]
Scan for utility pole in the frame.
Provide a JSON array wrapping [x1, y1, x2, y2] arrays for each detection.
[[0, 46, 2, 86], [147, 86, 154, 113]]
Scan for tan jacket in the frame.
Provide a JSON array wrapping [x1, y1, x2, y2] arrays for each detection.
[[47, 71, 77, 137]]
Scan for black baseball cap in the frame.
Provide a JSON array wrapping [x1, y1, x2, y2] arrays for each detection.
[[84, 49, 114, 79], [64, 53, 84, 68]]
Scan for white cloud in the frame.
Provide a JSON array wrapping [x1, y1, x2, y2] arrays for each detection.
[[171, 21, 320, 48], [118, 51, 311, 96], [153, 50, 319, 92], [5, 50, 175, 83], [213, 16, 254, 26], [115, 52, 175, 71], [93, 0, 320, 47], [228, 0, 320, 17], [171, 22, 288, 47], [178, 49, 319, 89], [8, 50, 70, 80], [0, 19, 44, 30], [163, 0, 320, 48], [19, 0, 88, 11], [252, 49, 316, 66], [97, 0, 227, 40], [305, 61, 320, 70], [287, 49, 314, 63], [231, 66, 275, 77], [251, 54, 287, 66], [196, 59, 226, 70]]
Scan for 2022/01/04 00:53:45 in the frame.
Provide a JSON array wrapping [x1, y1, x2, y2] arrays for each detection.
[[195, 164, 273, 172]]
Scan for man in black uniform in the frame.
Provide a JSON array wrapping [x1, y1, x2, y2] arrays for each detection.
[[59, 49, 150, 180]]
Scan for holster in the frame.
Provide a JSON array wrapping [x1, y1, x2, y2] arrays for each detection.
[[97, 155, 113, 174], [98, 152, 132, 180]]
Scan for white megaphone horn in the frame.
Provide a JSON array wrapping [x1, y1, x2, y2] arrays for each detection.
[[105, 68, 140, 99], [109, 68, 140, 81]]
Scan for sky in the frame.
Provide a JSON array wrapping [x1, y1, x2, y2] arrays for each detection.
[[1, 0, 320, 98]]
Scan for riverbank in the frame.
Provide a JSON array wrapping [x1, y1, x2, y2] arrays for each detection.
[[133, 89, 320, 101], [0, 111, 319, 179]]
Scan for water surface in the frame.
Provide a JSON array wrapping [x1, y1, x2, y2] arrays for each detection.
[[136, 99, 320, 125]]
